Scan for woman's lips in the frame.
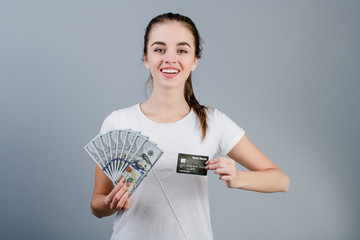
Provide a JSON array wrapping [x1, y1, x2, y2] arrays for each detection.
[[161, 71, 179, 78], [160, 68, 180, 78]]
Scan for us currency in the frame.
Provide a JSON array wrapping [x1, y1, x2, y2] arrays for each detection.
[[126, 134, 149, 162], [118, 130, 141, 174], [92, 137, 113, 181], [84, 141, 112, 179], [134, 140, 163, 187], [109, 130, 119, 176], [114, 134, 148, 184], [113, 129, 130, 181], [99, 132, 113, 173], [84, 129, 164, 193], [118, 163, 147, 194], [117, 139, 163, 194]]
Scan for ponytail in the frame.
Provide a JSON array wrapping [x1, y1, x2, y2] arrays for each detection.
[[184, 73, 208, 141]]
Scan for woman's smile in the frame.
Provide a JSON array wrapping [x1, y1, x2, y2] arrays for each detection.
[[160, 67, 180, 78]]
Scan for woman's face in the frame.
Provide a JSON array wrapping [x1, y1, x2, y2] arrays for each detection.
[[136, 158, 150, 171], [144, 21, 198, 90]]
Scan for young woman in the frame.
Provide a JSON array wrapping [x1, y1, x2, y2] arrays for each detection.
[[90, 12, 290, 240]]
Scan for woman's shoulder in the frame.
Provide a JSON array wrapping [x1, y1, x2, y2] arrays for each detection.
[[105, 103, 139, 122], [204, 106, 240, 127], [205, 106, 225, 119], [110, 103, 138, 116], [100, 103, 139, 133]]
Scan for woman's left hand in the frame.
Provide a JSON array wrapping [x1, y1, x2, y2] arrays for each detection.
[[205, 157, 238, 188]]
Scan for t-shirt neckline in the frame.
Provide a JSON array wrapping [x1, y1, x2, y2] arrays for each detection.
[[136, 103, 194, 126]]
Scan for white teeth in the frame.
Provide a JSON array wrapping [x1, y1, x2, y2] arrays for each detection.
[[161, 69, 179, 74]]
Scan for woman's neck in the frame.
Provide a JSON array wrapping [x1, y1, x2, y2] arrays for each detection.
[[140, 87, 190, 120]]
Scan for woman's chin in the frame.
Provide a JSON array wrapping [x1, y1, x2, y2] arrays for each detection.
[[154, 80, 186, 90]]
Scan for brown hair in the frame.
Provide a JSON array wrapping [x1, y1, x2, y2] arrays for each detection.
[[142, 12, 208, 140]]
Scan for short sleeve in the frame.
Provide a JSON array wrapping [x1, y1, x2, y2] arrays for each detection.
[[99, 111, 116, 134], [214, 109, 246, 156]]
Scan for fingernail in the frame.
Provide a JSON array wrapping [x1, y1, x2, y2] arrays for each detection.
[[205, 166, 209, 170], [122, 178, 126, 183], [126, 181, 130, 187]]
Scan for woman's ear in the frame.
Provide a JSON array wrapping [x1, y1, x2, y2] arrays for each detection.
[[144, 54, 150, 69], [191, 57, 199, 71]]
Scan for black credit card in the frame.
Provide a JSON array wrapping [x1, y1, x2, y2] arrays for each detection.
[[176, 153, 209, 176]]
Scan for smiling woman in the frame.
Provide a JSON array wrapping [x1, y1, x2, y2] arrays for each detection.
[[144, 20, 199, 94], [89, 12, 289, 240]]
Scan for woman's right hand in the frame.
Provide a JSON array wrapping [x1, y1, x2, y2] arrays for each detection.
[[104, 179, 132, 210], [91, 166, 132, 218]]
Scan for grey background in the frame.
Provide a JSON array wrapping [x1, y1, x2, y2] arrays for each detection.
[[1, 0, 359, 239]]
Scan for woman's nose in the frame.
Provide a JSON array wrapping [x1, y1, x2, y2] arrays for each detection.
[[165, 59, 176, 64], [164, 51, 177, 63]]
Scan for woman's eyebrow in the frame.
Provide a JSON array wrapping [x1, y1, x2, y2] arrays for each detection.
[[177, 42, 191, 48], [151, 41, 165, 47], [151, 41, 191, 48]]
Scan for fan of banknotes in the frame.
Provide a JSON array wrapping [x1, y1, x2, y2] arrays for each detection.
[[84, 129, 164, 194]]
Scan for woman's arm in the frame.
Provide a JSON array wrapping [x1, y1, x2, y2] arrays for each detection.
[[206, 134, 290, 193], [90, 166, 132, 218]]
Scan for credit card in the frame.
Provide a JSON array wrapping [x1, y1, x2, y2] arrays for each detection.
[[176, 153, 208, 176]]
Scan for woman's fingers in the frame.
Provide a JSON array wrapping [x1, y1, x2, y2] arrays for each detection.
[[206, 157, 233, 165], [219, 175, 232, 181], [110, 181, 130, 209], [105, 179, 126, 206], [116, 191, 130, 210], [206, 157, 237, 188], [205, 157, 234, 170], [214, 168, 231, 175], [123, 195, 132, 210]]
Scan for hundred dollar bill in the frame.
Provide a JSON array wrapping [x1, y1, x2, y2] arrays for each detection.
[[117, 163, 147, 193], [108, 130, 119, 176], [92, 137, 113, 181], [124, 134, 149, 164], [115, 134, 148, 183], [116, 139, 163, 194], [99, 132, 113, 173], [84, 141, 112, 180], [118, 130, 141, 174], [113, 129, 130, 181]]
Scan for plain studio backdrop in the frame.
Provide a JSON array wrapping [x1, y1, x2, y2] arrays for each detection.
[[1, 1, 359, 239]]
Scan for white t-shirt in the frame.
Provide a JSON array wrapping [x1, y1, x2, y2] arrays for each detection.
[[99, 103, 245, 240]]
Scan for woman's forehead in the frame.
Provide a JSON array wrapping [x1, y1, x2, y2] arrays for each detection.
[[148, 21, 195, 46]]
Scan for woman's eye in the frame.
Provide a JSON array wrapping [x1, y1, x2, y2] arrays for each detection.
[[178, 49, 187, 54], [155, 49, 165, 53]]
